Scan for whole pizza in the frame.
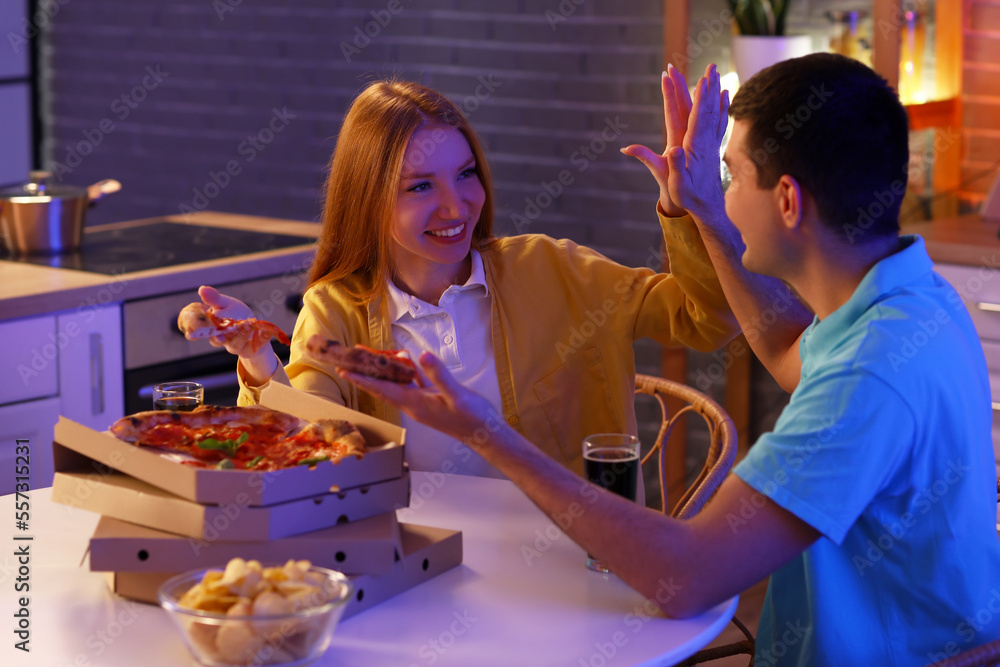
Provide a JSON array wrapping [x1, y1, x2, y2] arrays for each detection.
[[109, 405, 367, 471]]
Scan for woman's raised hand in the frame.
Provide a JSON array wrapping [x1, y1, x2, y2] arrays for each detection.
[[622, 64, 729, 220]]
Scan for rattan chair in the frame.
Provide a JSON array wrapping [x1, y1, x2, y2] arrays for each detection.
[[634, 374, 755, 666], [918, 480, 1000, 666], [922, 640, 1000, 667]]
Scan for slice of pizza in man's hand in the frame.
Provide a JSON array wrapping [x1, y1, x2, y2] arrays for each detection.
[[304, 334, 417, 384]]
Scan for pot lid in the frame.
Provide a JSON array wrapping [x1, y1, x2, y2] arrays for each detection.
[[0, 171, 87, 201]]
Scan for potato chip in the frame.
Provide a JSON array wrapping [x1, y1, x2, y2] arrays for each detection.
[[170, 557, 345, 666]]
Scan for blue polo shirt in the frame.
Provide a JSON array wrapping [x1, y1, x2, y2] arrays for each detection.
[[734, 235, 1000, 666]]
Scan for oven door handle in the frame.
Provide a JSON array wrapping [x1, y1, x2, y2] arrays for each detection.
[[136, 370, 239, 399]]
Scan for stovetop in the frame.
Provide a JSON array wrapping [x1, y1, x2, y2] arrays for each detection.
[[2, 221, 314, 275]]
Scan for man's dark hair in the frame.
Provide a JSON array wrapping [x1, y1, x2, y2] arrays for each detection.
[[728, 52, 910, 241]]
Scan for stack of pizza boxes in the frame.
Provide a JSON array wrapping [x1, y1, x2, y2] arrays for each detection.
[[50, 382, 462, 618]]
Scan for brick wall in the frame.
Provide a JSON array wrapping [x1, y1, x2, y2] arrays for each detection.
[[963, 0, 1000, 202], [41, 0, 675, 465], [42, 0, 668, 266]]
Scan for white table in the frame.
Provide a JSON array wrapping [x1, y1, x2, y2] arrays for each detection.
[[0, 472, 736, 666]]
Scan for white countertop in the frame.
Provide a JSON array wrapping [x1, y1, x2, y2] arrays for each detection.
[[0, 211, 319, 321], [0, 472, 737, 666]]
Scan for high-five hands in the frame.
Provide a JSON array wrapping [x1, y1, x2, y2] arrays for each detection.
[[622, 64, 730, 220]]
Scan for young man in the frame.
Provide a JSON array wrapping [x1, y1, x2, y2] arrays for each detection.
[[341, 54, 1000, 665]]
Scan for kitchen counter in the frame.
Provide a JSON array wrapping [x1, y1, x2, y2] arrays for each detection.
[[4, 211, 995, 324], [902, 213, 1000, 267], [0, 211, 319, 321]]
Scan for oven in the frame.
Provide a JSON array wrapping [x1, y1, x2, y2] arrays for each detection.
[[4, 217, 316, 414], [121, 274, 305, 414]]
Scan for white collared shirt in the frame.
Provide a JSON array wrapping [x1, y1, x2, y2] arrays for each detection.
[[385, 250, 505, 478]]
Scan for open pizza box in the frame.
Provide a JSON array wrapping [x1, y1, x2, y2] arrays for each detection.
[[89, 511, 403, 576], [102, 523, 464, 621], [52, 467, 410, 541], [51, 382, 406, 507]]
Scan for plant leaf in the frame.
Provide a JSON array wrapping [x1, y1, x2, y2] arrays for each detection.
[[773, 0, 790, 35]]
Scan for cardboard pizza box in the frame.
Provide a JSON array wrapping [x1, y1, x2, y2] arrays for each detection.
[[104, 523, 464, 621], [51, 386, 406, 506], [52, 468, 410, 541], [89, 512, 403, 575], [340, 523, 463, 620]]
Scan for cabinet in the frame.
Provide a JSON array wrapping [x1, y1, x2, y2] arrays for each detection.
[[0, 314, 59, 404], [0, 397, 62, 495], [921, 262, 1000, 472], [57, 305, 124, 433], [0, 305, 123, 494]]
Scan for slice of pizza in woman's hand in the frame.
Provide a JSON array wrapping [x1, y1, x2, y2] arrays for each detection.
[[177, 302, 290, 353], [304, 334, 417, 384], [109, 405, 367, 471]]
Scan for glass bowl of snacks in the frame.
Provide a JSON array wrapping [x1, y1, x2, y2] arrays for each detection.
[[158, 558, 352, 667]]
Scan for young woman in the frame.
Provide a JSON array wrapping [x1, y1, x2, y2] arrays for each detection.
[[203, 79, 738, 478]]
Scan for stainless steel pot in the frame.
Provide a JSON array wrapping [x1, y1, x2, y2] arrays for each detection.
[[0, 171, 121, 255]]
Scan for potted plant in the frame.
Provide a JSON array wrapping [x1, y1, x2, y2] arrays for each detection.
[[728, 0, 813, 84]]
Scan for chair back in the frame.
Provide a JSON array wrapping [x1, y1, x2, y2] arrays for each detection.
[[922, 638, 1000, 667], [635, 374, 738, 519], [635, 374, 752, 666]]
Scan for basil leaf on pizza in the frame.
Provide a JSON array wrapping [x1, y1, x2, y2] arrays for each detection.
[[196, 431, 249, 455]]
